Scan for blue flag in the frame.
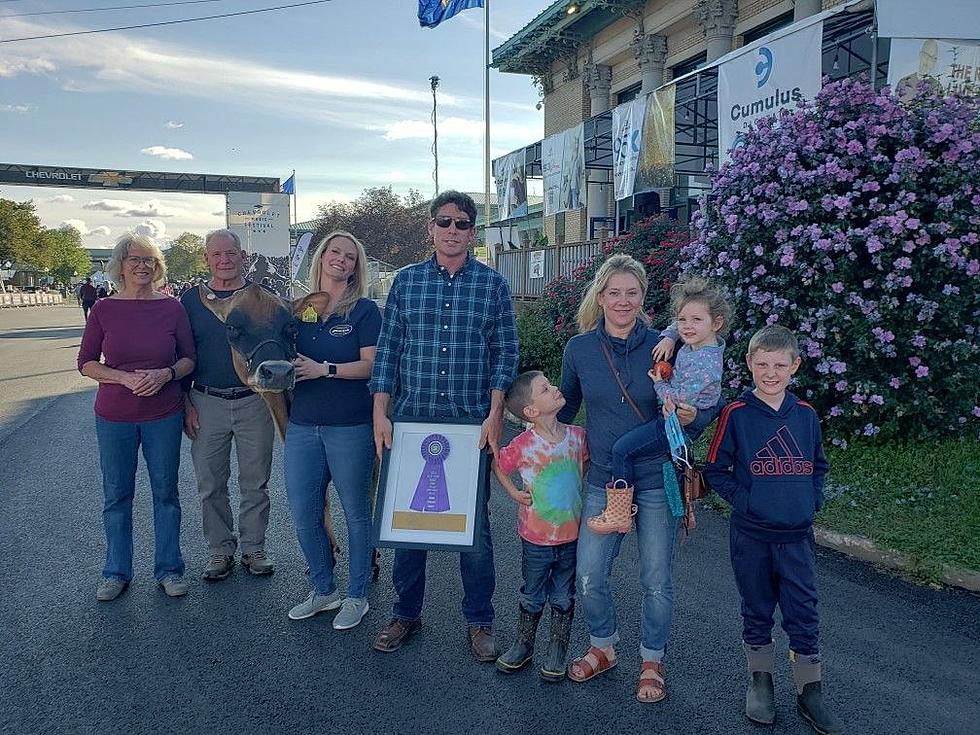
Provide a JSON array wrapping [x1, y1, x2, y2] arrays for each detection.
[[281, 174, 295, 195], [418, 0, 483, 28]]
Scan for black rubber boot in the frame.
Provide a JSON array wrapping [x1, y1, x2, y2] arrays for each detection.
[[539, 603, 574, 682], [798, 682, 845, 735], [745, 671, 776, 725], [495, 607, 540, 673]]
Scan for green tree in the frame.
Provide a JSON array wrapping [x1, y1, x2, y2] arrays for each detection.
[[46, 226, 92, 282], [164, 232, 206, 280], [0, 198, 43, 265]]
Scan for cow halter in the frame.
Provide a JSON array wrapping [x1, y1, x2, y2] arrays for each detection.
[[243, 338, 290, 370]]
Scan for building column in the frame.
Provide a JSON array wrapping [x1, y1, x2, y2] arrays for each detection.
[[633, 33, 668, 94], [794, 0, 822, 21], [696, 0, 739, 63], [585, 62, 612, 115]]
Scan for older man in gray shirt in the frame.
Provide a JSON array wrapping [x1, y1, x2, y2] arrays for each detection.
[[180, 229, 275, 579]]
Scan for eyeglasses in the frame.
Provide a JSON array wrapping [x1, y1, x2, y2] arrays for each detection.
[[433, 216, 474, 230], [124, 256, 157, 267]]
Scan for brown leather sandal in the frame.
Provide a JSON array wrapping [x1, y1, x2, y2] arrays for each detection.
[[636, 661, 667, 703], [567, 645, 617, 682]]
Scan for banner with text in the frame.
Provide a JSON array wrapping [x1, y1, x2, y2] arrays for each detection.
[[226, 191, 291, 297], [888, 38, 980, 101], [717, 22, 823, 161], [493, 149, 529, 221], [542, 125, 585, 216], [634, 84, 675, 195], [612, 96, 647, 200]]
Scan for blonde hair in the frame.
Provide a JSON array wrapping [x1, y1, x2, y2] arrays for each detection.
[[748, 325, 800, 360], [576, 254, 649, 332], [307, 230, 369, 317], [670, 275, 733, 337], [106, 233, 167, 289]]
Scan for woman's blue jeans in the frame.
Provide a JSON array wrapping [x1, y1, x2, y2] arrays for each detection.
[[284, 421, 375, 599], [95, 411, 185, 583], [575, 480, 679, 662]]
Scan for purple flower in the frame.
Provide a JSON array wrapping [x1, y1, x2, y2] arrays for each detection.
[[909, 356, 922, 367], [830, 361, 847, 374], [852, 393, 866, 404], [869, 395, 885, 405], [915, 365, 930, 378], [830, 406, 843, 417], [831, 282, 844, 293], [911, 335, 926, 348], [973, 406, 980, 418], [889, 377, 901, 389], [835, 380, 849, 391]]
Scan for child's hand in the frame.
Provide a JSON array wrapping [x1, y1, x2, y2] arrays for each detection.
[[652, 337, 676, 362], [648, 369, 663, 383], [662, 395, 676, 418], [506, 486, 533, 506]]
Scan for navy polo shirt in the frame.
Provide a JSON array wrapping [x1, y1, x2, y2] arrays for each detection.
[[290, 297, 382, 426]]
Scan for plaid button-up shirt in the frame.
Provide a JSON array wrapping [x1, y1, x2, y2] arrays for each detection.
[[369, 254, 519, 419]]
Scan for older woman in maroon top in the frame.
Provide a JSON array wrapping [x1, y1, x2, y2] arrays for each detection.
[[78, 233, 196, 602]]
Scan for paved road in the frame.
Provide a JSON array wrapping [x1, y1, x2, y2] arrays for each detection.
[[1, 305, 978, 735]]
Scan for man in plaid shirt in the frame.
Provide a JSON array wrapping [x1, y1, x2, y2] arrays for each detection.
[[370, 190, 518, 662]]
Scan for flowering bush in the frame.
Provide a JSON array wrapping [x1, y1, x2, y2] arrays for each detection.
[[685, 78, 980, 444]]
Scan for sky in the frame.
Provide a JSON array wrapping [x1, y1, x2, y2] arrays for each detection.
[[0, 0, 546, 248]]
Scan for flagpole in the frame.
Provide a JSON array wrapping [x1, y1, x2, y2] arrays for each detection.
[[291, 168, 297, 230], [484, 0, 493, 266]]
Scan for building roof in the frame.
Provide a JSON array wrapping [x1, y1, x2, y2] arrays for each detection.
[[492, 0, 642, 75]]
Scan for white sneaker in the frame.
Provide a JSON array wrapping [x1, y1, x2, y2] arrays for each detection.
[[288, 589, 343, 620], [332, 598, 370, 630]]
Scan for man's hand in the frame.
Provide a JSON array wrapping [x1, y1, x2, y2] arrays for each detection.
[[652, 337, 677, 363], [183, 398, 200, 440], [479, 410, 503, 455], [373, 413, 393, 459]]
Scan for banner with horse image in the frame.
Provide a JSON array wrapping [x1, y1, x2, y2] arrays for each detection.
[[226, 191, 291, 298], [633, 84, 675, 195], [542, 124, 585, 216], [493, 149, 529, 221]]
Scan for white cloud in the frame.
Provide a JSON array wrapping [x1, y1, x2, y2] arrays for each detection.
[[134, 219, 167, 239], [380, 116, 538, 153], [121, 199, 184, 218], [48, 194, 74, 203], [0, 57, 55, 78], [0, 103, 35, 114], [83, 198, 131, 212], [165, 120, 184, 129], [141, 145, 193, 161], [60, 219, 111, 237]]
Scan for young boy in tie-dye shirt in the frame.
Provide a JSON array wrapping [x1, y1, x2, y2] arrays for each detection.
[[493, 370, 589, 681]]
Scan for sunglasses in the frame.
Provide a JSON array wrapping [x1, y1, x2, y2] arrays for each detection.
[[125, 256, 157, 267], [433, 216, 474, 230]]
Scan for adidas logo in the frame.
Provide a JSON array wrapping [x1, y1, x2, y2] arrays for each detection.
[[750, 426, 814, 476]]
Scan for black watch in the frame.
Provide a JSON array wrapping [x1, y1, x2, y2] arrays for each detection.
[[323, 362, 337, 377]]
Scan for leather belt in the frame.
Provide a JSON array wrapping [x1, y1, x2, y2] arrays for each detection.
[[192, 384, 254, 400]]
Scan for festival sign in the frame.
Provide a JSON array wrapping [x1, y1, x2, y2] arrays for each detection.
[[612, 95, 647, 200], [888, 38, 980, 101], [226, 192, 291, 297], [717, 21, 823, 161], [634, 84, 675, 194], [493, 149, 529, 220]]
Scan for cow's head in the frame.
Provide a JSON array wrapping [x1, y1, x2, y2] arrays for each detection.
[[199, 284, 298, 438]]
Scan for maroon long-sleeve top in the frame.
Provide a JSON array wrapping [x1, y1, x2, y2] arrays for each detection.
[[77, 297, 196, 423]]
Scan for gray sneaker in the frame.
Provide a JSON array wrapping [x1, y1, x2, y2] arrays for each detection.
[[241, 551, 275, 575], [202, 554, 235, 580], [96, 577, 128, 602], [333, 597, 370, 630], [159, 575, 189, 597], [288, 590, 342, 620]]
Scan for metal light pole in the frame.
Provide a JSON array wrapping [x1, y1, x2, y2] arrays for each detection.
[[430, 75, 440, 197]]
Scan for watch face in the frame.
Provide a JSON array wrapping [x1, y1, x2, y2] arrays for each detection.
[[328, 363, 337, 376]]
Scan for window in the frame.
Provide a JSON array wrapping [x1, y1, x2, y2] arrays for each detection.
[[742, 11, 794, 46], [616, 82, 642, 104]]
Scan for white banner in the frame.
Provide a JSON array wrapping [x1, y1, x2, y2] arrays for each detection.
[[717, 22, 823, 161], [542, 125, 586, 216], [226, 191, 291, 297], [612, 96, 647, 200], [289, 231, 315, 296], [493, 150, 528, 221], [877, 0, 980, 41], [529, 250, 545, 279], [888, 38, 980, 101]]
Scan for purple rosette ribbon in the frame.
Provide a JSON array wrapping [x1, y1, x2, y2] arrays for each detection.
[[409, 433, 451, 512]]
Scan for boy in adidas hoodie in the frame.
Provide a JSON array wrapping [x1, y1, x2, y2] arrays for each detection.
[[705, 325, 843, 735]]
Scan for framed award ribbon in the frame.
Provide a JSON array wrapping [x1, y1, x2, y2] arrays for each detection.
[[373, 417, 490, 551]]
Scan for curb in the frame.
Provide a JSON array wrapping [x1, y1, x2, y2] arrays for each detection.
[[813, 526, 980, 594]]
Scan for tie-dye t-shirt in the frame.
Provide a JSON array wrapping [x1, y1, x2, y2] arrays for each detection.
[[496, 425, 589, 546]]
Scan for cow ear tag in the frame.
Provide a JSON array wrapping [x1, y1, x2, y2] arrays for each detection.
[[301, 305, 318, 323]]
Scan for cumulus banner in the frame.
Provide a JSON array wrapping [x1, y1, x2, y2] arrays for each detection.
[[542, 125, 585, 216], [612, 96, 647, 200], [888, 38, 980, 102], [717, 21, 823, 161], [226, 192, 291, 297], [493, 150, 528, 221]]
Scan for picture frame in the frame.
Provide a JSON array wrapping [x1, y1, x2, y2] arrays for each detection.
[[373, 416, 490, 551]]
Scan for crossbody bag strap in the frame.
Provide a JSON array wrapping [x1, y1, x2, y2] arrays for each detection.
[[599, 341, 647, 423]]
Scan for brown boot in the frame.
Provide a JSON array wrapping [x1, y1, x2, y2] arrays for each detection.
[[587, 480, 638, 535]]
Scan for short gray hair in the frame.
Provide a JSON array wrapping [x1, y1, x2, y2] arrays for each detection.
[[106, 233, 167, 289], [205, 229, 242, 250]]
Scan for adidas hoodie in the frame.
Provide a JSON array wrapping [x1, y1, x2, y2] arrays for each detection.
[[704, 389, 829, 543]]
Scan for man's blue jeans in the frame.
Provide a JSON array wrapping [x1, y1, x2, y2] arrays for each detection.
[[392, 472, 495, 626], [284, 422, 375, 599], [575, 480, 679, 662], [95, 411, 185, 583], [519, 538, 576, 614]]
